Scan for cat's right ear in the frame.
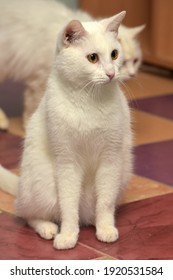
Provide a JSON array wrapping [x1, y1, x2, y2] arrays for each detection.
[[101, 11, 126, 36], [63, 20, 87, 47]]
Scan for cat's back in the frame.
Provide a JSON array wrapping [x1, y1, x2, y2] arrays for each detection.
[[0, 0, 73, 80], [0, 0, 73, 49], [0, 0, 72, 26]]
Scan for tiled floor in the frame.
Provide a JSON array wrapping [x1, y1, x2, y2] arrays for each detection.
[[0, 71, 173, 259]]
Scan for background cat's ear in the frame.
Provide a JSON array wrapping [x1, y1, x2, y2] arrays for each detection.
[[130, 25, 146, 38], [101, 11, 126, 36], [63, 20, 87, 47]]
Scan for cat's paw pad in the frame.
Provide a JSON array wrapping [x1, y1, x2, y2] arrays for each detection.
[[96, 226, 119, 243], [36, 222, 58, 240], [53, 231, 78, 250]]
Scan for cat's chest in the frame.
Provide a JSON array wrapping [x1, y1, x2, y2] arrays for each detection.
[[56, 96, 121, 132], [47, 90, 125, 159], [57, 104, 120, 141], [54, 104, 123, 158]]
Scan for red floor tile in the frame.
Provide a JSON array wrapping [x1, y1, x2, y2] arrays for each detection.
[[0, 213, 103, 260], [0, 80, 24, 117], [0, 132, 22, 169], [79, 193, 173, 259]]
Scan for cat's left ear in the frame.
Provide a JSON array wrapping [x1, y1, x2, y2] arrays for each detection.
[[130, 25, 146, 38], [101, 11, 126, 36], [63, 20, 87, 47]]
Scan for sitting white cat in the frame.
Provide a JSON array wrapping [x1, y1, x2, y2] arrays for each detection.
[[0, 0, 144, 130], [0, 11, 133, 250]]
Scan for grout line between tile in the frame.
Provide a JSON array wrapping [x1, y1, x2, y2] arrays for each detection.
[[78, 242, 116, 260]]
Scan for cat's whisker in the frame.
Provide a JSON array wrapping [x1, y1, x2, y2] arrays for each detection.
[[119, 79, 135, 100], [78, 80, 94, 95], [119, 79, 140, 110], [90, 83, 98, 103], [130, 75, 145, 94], [89, 80, 103, 102]]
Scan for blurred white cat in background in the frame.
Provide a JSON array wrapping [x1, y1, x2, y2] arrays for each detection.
[[0, 0, 145, 130], [118, 24, 145, 80]]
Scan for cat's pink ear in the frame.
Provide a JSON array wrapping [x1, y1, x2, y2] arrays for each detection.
[[101, 11, 126, 36], [63, 20, 87, 47], [130, 25, 145, 38]]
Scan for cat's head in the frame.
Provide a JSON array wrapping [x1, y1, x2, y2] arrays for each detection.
[[118, 25, 145, 80], [55, 11, 126, 91]]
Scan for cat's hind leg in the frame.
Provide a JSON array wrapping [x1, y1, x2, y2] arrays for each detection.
[[28, 219, 58, 240]]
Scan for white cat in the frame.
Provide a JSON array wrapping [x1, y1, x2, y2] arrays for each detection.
[[0, 0, 144, 130], [119, 24, 145, 80], [0, 11, 133, 250]]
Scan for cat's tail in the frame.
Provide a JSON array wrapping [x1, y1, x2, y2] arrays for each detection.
[[0, 165, 19, 196]]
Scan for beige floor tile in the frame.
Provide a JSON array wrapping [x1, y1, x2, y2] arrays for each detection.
[[132, 110, 173, 145], [94, 256, 117, 260], [0, 190, 15, 214], [121, 175, 173, 204], [9, 117, 24, 137], [123, 71, 173, 100], [0, 169, 19, 214]]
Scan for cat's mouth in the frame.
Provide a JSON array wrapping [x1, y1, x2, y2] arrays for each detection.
[[105, 75, 119, 84], [95, 76, 117, 86]]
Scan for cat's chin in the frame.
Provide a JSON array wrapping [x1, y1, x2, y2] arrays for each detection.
[[101, 78, 117, 86]]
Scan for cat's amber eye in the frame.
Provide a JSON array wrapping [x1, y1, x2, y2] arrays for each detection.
[[87, 53, 99, 64], [111, 49, 118, 60]]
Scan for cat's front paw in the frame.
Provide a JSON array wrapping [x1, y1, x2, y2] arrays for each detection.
[[36, 222, 58, 240], [96, 225, 119, 243], [53, 231, 79, 250]]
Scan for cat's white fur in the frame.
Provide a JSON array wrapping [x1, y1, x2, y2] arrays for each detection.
[[119, 24, 145, 80], [0, 11, 133, 250], [0, 0, 144, 130]]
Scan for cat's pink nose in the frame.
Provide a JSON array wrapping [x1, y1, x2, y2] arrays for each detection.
[[106, 72, 115, 80]]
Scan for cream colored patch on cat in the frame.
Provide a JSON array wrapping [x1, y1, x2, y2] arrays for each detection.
[[0, 11, 133, 250]]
